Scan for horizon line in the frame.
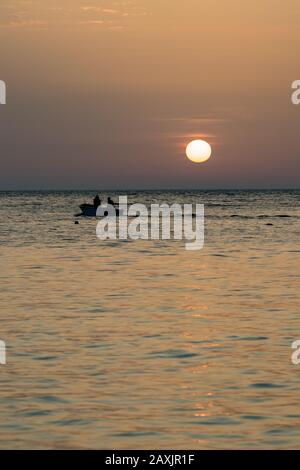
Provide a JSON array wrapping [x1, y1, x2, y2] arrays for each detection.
[[0, 188, 299, 192]]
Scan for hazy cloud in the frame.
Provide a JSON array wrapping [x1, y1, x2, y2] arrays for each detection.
[[0, 0, 148, 29]]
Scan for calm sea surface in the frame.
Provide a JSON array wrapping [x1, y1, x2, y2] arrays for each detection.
[[0, 190, 300, 449]]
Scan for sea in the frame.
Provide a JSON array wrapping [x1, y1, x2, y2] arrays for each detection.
[[0, 190, 299, 449]]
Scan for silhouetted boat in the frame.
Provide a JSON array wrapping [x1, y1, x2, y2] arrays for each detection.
[[77, 203, 125, 217]]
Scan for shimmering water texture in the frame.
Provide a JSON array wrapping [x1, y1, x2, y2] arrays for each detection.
[[0, 190, 300, 449]]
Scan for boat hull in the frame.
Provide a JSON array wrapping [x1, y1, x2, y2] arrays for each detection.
[[78, 204, 124, 217]]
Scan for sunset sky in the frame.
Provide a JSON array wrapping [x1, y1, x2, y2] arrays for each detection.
[[0, 0, 300, 189]]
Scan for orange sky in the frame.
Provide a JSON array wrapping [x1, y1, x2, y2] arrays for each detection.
[[0, 0, 300, 189]]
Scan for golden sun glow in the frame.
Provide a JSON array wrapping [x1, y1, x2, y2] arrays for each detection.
[[186, 139, 212, 163]]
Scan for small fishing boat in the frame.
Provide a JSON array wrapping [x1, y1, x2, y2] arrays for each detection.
[[76, 203, 125, 217]]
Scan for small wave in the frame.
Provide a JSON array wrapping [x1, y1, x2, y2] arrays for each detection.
[[250, 383, 285, 389], [148, 348, 199, 359], [257, 214, 292, 218], [230, 214, 294, 219]]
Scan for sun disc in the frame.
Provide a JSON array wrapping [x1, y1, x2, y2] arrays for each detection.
[[186, 139, 212, 163]]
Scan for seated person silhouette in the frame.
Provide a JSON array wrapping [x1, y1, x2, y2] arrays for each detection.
[[93, 194, 101, 208], [107, 197, 115, 207]]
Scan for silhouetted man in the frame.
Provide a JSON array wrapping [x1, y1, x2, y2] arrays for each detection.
[[93, 194, 101, 208]]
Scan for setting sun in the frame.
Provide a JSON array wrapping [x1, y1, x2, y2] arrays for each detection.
[[186, 139, 212, 163]]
